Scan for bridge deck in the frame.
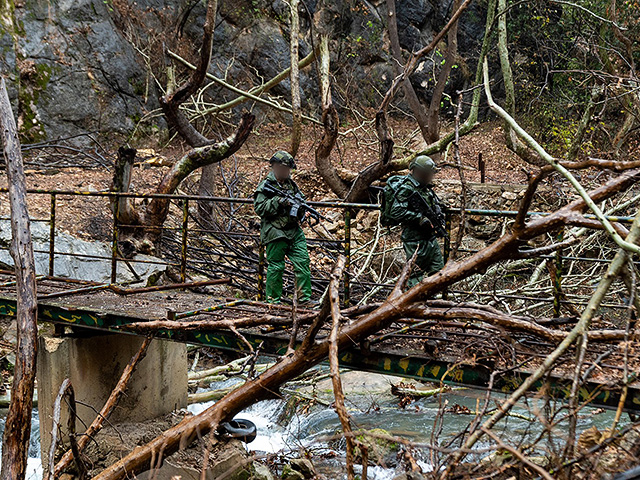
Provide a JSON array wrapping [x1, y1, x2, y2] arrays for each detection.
[[0, 272, 637, 413]]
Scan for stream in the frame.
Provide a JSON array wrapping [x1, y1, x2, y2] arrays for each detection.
[[188, 372, 629, 479], [1, 371, 628, 480], [0, 409, 42, 479]]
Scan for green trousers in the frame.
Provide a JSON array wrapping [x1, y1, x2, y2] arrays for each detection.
[[265, 230, 312, 303], [403, 238, 444, 288]]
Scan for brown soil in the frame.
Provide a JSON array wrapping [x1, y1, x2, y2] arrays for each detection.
[[0, 120, 532, 241]]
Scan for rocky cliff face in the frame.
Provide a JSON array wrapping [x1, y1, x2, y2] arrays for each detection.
[[0, 0, 485, 145]]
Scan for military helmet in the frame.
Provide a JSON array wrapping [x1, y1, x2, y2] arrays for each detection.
[[410, 155, 436, 172], [269, 150, 297, 169]]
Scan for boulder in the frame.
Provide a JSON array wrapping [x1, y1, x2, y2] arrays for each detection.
[[281, 464, 305, 480], [355, 427, 400, 465], [301, 371, 402, 403], [289, 458, 316, 478], [0, 219, 164, 284]]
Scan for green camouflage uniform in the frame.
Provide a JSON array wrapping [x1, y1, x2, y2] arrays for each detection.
[[387, 174, 444, 287], [254, 171, 312, 303]]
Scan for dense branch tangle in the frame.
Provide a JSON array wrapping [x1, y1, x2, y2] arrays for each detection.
[[90, 150, 640, 479]]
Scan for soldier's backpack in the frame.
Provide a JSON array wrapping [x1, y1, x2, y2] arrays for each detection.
[[379, 175, 407, 227]]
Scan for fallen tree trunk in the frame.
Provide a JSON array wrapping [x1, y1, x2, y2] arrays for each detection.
[[0, 78, 39, 480], [92, 165, 639, 480]]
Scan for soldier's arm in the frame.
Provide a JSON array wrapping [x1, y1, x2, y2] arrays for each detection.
[[254, 190, 284, 218], [388, 187, 423, 225]]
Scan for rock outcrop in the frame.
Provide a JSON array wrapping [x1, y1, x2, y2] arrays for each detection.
[[0, 0, 486, 144]]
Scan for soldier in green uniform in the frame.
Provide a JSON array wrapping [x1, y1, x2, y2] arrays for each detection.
[[386, 155, 445, 288], [254, 151, 313, 305]]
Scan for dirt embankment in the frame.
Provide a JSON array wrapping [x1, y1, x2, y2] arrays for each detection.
[[0, 120, 551, 243]]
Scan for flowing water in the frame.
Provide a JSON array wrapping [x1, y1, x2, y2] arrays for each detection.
[[0, 409, 43, 480], [189, 373, 628, 479], [4, 372, 627, 480]]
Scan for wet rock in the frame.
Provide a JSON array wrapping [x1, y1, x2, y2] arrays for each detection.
[[254, 462, 276, 480], [281, 464, 305, 480], [355, 427, 400, 465], [302, 371, 402, 403], [289, 458, 316, 478], [0, 220, 164, 284]]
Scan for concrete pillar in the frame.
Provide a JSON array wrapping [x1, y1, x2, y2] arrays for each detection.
[[37, 333, 188, 469]]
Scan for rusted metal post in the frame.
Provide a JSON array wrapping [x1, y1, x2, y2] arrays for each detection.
[[111, 194, 120, 284], [48, 193, 56, 277], [343, 208, 352, 307], [443, 209, 452, 261], [258, 243, 265, 301], [180, 199, 189, 283], [442, 210, 452, 299], [553, 227, 564, 317]]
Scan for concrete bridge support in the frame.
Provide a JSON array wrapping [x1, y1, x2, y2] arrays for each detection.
[[37, 332, 188, 472]]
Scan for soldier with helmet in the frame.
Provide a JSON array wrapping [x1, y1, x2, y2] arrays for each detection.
[[384, 155, 446, 287], [253, 150, 314, 305]]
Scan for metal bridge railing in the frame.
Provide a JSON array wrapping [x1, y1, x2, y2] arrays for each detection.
[[0, 188, 634, 312]]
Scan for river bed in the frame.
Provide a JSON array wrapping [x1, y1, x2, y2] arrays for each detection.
[[189, 371, 628, 479], [1, 371, 628, 480]]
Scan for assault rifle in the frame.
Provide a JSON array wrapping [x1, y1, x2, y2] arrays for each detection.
[[408, 190, 447, 238], [262, 182, 327, 226]]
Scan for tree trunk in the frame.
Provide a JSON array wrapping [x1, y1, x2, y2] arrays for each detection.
[[385, 0, 430, 143], [426, 0, 461, 144], [144, 112, 255, 232], [339, 0, 473, 202], [197, 163, 217, 226], [496, 0, 544, 166], [289, 0, 302, 157], [0, 78, 38, 480], [110, 146, 140, 228], [389, 0, 496, 169], [159, 0, 218, 147], [314, 33, 349, 198]]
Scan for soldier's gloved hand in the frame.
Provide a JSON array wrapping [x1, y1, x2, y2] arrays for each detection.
[[419, 216, 433, 228], [279, 197, 292, 207]]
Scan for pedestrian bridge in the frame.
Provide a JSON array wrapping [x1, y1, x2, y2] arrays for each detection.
[[0, 188, 636, 415]]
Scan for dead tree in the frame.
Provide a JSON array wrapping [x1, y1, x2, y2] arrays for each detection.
[[0, 78, 38, 480], [289, 0, 302, 157], [112, 0, 255, 251], [425, 0, 462, 144], [340, 0, 473, 203], [91, 154, 640, 479], [385, 0, 430, 143], [313, 1, 350, 198]]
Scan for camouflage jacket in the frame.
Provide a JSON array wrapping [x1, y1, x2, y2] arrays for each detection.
[[387, 174, 441, 242], [253, 171, 305, 244]]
